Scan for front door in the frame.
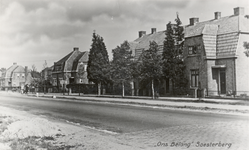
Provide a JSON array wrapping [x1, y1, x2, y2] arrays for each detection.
[[220, 70, 226, 94]]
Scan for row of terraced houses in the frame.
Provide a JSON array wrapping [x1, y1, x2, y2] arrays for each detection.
[[1, 7, 249, 97]]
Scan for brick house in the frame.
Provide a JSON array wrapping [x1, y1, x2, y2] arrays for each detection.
[[52, 47, 89, 91], [129, 28, 172, 96], [183, 7, 249, 96], [0, 63, 32, 91]]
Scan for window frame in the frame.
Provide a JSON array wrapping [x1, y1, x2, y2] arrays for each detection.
[[190, 69, 199, 87], [188, 45, 201, 55]]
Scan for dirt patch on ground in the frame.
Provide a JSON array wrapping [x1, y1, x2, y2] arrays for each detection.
[[0, 106, 134, 150]]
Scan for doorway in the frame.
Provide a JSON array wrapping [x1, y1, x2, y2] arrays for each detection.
[[220, 70, 226, 94]]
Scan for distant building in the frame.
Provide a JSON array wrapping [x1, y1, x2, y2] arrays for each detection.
[[52, 47, 89, 91], [183, 7, 249, 96], [0, 63, 32, 91], [41, 65, 53, 92]]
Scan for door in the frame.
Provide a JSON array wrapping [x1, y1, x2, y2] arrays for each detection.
[[220, 70, 226, 94]]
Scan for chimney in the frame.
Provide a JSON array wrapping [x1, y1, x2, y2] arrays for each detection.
[[138, 31, 146, 38], [73, 47, 79, 51], [13, 62, 17, 65], [189, 17, 199, 25], [151, 28, 156, 34], [234, 7, 244, 15], [214, 12, 221, 19]]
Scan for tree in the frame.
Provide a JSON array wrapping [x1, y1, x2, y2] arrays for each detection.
[[243, 42, 249, 57], [42, 61, 48, 93], [139, 41, 163, 99], [162, 14, 187, 95], [110, 41, 133, 97], [87, 32, 109, 95], [31, 64, 37, 77], [30, 64, 41, 92]]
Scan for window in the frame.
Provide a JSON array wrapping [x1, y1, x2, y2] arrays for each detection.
[[22, 74, 25, 78], [188, 45, 201, 55], [191, 70, 199, 87], [17, 73, 20, 78], [55, 65, 62, 71], [84, 65, 87, 72]]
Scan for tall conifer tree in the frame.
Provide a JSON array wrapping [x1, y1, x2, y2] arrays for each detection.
[[163, 14, 187, 95], [87, 32, 109, 95]]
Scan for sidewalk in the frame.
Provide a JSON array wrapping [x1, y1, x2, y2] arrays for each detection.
[[26, 92, 249, 112]]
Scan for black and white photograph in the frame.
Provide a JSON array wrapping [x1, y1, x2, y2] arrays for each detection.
[[0, 0, 249, 149]]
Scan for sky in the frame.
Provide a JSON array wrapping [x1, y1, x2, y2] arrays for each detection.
[[0, 0, 248, 71]]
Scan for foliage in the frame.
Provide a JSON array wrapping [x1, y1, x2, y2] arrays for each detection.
[[87, 32, 109, 95], [243, 42, 249, 57], [30, 78, 42, 88], [162, 14, 188, 95], [66, 83, 97, 94], [138, 41, 164, 98], [109, 41, 133, 96], [30, 64, 41, 79], [139, 41, 163, 81]]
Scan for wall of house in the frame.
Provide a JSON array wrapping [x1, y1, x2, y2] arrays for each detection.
[[235, 33, 249, 95], [76, 62, 88, 84], [206, 60, 218, 95], [184, 36, 207, 96], [11, 72, 26, 87]]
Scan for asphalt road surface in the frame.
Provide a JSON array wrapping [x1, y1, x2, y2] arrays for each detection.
[[0, 94, 247, 133]]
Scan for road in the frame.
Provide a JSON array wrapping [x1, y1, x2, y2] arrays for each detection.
[[0, 93, 248, 133]]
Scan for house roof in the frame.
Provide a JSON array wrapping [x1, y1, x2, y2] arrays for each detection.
[[55, 51, 74, 64], [185, 15, 249, 38], [185, 13, 249, 58], [132, 31, 166, 50], [72, 51, 89, 71], [53, 48, 82, 72], [129, 31, 166, 60], [5, 64, 19, 78]]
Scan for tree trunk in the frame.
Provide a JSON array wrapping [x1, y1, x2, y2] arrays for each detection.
[[98, 82, 101, 96], [122, 81, 125, 97], [152, 79, 155, 99], [131, 80, 134, 96]]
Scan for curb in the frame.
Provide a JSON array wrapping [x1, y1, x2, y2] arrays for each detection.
[[25, 94, 249, 115]]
